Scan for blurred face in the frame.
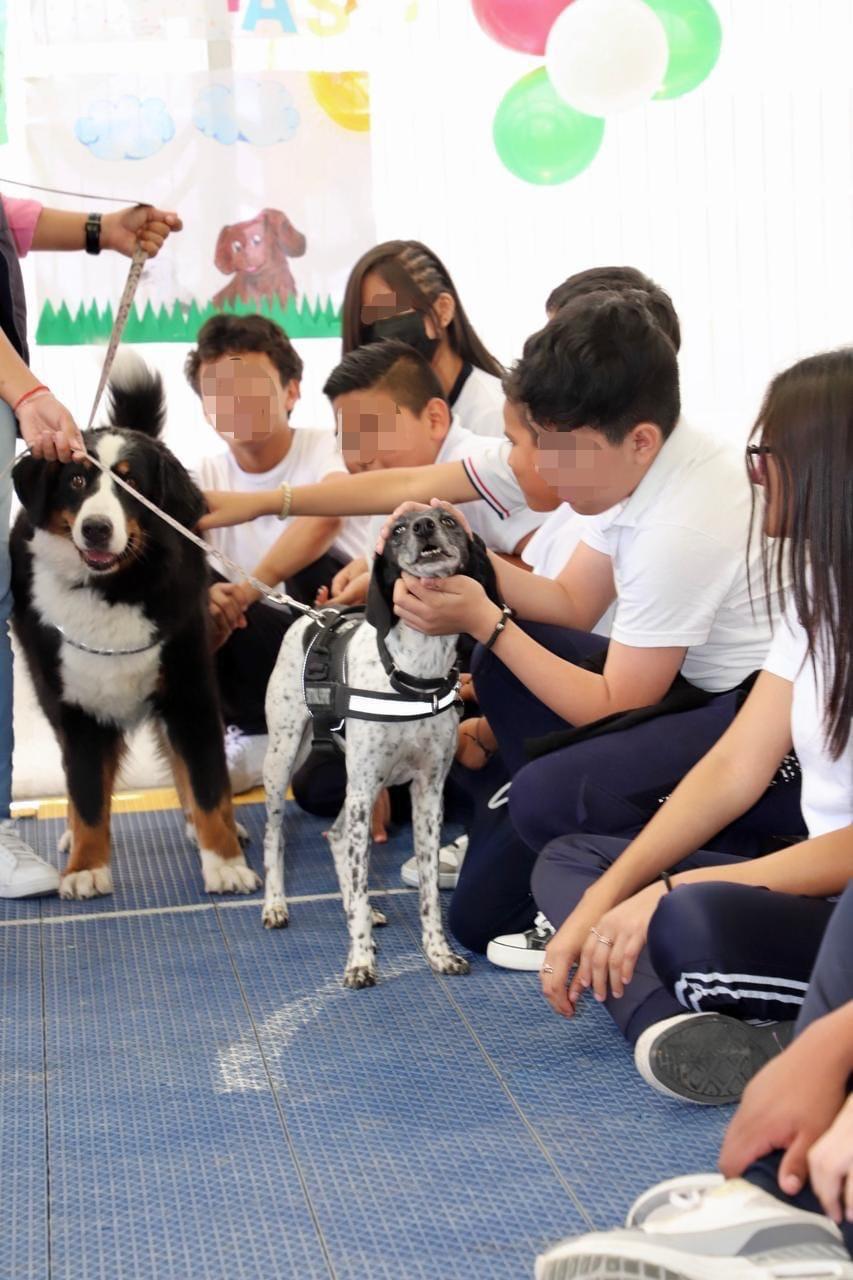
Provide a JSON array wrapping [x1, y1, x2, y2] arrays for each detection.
[[532, 417, 664, 515], [199, 352, 297, 444], [333, 387, 449, 472], [502, 401, 560, 512], [359, 269, 453, 354]]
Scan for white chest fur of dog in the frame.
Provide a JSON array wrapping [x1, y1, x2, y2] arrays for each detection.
[[261, 612, 470, 989], [29, 529, 162, 728]]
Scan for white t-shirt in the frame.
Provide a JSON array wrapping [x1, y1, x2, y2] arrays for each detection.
[[763, 599, 853, 837], [195, 430, 366, 579], [363, 418, 544, 559], [449, 364, 505, 438], [522, 503, 615, 636], [578, 422, 782, 692]]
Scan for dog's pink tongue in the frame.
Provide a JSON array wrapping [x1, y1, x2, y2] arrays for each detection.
[[85, 550, 115, 566]]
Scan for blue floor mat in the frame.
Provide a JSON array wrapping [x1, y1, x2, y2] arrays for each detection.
[[0, 803, 729, 1279]]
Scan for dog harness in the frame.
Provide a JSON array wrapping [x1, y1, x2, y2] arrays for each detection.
[[301, 607, 461, 758]]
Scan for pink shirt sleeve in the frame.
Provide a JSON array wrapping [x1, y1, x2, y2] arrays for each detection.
[[1, 196, 44, 257]]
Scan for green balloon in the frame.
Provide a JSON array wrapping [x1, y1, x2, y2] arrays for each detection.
[[645, 0, 722, 99], [493, 68, 605, 186]]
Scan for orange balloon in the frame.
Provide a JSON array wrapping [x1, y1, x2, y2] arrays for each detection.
[[308, 72, 370, 132]]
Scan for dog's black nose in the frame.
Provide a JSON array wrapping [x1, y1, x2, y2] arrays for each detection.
[[412, 515, 437, 538], [81, 516, 113, 549]]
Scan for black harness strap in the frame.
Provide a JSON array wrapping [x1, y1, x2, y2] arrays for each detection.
[[301, 607, 461, 758]]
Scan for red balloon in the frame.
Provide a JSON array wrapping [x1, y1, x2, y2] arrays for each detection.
[[471, 0, 575, 55]]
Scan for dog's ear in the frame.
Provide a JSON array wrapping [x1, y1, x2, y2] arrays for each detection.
[[214, 224, 236, 275], [262, 209, 306, 259], [12, 456, 61, 527], [157, 447, 206, 530], [365, 545, 400, 641], [466, 533, 503, 607]]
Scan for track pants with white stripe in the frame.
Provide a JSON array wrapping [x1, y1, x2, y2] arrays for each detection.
[[531, 833, 837, 1046]]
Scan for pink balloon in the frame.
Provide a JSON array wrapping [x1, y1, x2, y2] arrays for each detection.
[[471, 0, 575, 55]]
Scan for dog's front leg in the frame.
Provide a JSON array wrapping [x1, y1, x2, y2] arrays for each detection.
[[58, 710, 122, 900], [411, 774, 469, 976], [341, 790, 377, 988], [260, 718, 305, 929]]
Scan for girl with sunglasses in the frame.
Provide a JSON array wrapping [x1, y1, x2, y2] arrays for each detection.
[[537, 348, 853, 1105], [342, 239, 506, 437]]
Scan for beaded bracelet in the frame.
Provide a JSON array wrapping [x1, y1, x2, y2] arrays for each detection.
[[277, 481, 293, 521], [13, 385, 50, 413], [482, 604, 513, 652]]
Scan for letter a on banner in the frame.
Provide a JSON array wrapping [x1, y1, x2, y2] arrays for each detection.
[[242, 0, 297, 33]]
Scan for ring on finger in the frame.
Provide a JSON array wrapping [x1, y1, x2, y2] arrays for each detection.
[[541, 963, 554, 975], [590, 927, 614, 948]]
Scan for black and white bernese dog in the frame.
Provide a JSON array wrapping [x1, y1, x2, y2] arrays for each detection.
[[10, 353, 259, 900]]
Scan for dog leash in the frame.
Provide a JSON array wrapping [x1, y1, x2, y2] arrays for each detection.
[[71, 244, 322, 620]]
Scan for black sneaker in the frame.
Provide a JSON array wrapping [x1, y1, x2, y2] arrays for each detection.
[[634, 1013, 795, 1105]]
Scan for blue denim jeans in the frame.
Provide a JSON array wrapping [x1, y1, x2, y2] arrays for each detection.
[[0, 402, 17, 819]]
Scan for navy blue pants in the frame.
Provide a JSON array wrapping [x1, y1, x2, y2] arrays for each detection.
[[531, 833, 831, 1044], [472, 622, 804, 853], [449, 623, 805, 953], [743, 878, 852, 1254]]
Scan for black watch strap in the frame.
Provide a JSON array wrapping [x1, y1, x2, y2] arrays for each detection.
[[85, 213, 102, 255]]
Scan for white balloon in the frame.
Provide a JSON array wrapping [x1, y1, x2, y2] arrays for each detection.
[[545, 0, 669, 117]]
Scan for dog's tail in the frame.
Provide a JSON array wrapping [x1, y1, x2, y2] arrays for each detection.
[[105, 349, 166, 439]]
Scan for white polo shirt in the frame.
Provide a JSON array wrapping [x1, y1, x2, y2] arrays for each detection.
[[523, 503, 615, 635], [764, 597, 853, 837], [196, 430, 366, 580], [448, 363, 505, 438], [579, 421, 782, 692], [364, 418, 544, 559]]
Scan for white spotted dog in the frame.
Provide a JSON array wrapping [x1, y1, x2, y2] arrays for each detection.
[[261, 507, 502, 988], [10, 352, 258, 901]]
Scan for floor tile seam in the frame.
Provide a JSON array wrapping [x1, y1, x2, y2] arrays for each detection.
[[397, 911, 597, 1232], [0, 887, 417, 929], [210, 898, 339, 1280]]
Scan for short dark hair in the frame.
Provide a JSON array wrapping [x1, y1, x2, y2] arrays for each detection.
[[546, 266, 681, 353], [323, 339, 448, 415], [185, 313, 304, 395], [505, 291, 680, 444]]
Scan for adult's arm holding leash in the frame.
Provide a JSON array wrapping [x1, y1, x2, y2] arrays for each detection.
[[31, 205, 182, 257], [0, 329, 84, 462], [198, 459, 481, 530]]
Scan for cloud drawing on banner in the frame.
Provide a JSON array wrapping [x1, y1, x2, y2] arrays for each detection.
[[192, 81, 300, 146], [74, 96, 176, 161]]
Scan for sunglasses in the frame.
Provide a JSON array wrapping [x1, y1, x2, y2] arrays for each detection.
[[746, 443, 773, 485]]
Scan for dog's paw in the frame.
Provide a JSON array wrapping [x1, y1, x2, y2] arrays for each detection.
[[343, 963, 378, 990], [262, 894, 289, 928], [200, 851, 261, 895], [60, 866, 113, 900], [235, 820, 249, 846], [57, 829, 72, 855], [428, 950, 470, 976], [371, 905, 388, 928]]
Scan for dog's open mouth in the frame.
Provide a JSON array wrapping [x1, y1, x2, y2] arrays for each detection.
[[411, 543, 459, 575], [79, 548, 121, 572]]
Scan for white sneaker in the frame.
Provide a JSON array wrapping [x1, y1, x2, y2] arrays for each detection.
[[224, 726, 268, 794], [486, 911, 554, 972], [634, 1012, 795, 1106], [626, 1172, 726, 1227], [0, 819, 60, 898], [536, 1177, 853, 1279], [400, 834, 468, 890]]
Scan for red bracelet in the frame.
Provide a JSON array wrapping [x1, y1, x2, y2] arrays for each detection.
[[12, 384, 51, 413]]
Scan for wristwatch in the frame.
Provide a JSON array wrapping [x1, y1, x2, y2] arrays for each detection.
[[85, 213, 102, 255]]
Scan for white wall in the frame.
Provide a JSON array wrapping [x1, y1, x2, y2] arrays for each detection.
[[4, 0, 853, 466]]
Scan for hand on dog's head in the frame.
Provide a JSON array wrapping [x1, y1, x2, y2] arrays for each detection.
[[367, 507, 501, 641]]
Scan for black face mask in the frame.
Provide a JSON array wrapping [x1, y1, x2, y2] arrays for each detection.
[[363, 310, 440, 361]]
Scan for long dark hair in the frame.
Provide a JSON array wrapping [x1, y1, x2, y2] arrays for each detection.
[[750, 349, 853, 758], [341, 239, 505, 378]]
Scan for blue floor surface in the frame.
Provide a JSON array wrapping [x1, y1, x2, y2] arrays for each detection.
[[0, 805, 729, 1279]]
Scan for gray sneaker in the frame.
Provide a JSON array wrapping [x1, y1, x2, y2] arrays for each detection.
[[400, 834, 468, 890], [536, 1177, 853, 1279], [0, 820, 60, 898]]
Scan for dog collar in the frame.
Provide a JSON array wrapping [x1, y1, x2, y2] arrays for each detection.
[[50, 621, 161, 657]]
